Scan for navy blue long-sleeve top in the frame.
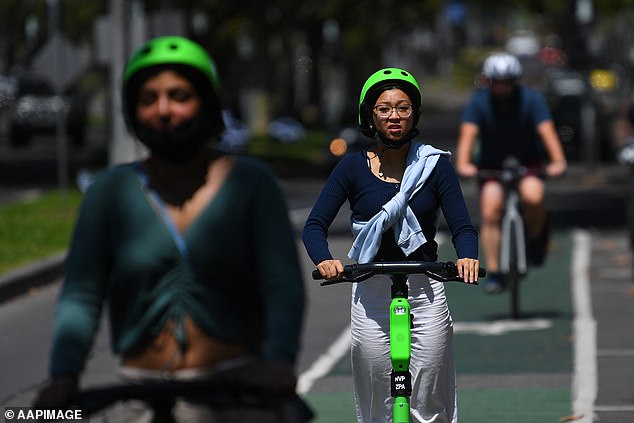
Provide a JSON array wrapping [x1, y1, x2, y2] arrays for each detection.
[[302, 150, 478, 265]]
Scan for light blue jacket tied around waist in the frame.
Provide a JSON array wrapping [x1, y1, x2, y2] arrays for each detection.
[[348, 142, 451, 264]]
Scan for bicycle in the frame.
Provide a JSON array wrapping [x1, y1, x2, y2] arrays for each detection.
[[66, 361, 315, 423], [311, 260, 485, 423], [478, 156, 545, 319]]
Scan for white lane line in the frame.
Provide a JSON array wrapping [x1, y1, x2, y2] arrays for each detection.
[[593, 405, 634, 412], [294, 207, 349, 395], [296, 326, 351, 395], [597, 349, 634, 357], [454, 318, 551, 335], [571, 229, 596, 423]]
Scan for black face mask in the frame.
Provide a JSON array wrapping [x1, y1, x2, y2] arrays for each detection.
[[134, 111, 214, 164]]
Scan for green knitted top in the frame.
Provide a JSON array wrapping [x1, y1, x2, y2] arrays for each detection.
[[50, 156, 305, 377]]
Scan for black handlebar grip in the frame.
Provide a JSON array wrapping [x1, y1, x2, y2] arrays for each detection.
[[312, 269, 323, 280], [479, 268, 487, 277]]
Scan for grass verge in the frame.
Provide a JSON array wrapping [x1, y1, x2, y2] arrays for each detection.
[[0, 190, 82, 274]]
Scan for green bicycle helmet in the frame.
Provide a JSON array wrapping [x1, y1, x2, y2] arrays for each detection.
[[122, 35, 224, 137], [358, 67, 422, 138]]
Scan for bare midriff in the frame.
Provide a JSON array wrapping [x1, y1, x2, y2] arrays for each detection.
[[122, 316, 250, 372], [124, 156, 248, 372]]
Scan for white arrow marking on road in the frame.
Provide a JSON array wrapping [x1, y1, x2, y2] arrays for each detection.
[[453, 318, 552, 335]]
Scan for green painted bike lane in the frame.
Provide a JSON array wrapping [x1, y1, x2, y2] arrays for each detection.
[[447, 229, 574, 422], [303, 230, 574, 422]]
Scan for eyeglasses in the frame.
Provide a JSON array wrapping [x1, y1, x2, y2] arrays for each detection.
[[373, 104, 413, 119]]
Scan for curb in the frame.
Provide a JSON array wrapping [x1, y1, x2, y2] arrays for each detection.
[[0, 252, 66, 303]]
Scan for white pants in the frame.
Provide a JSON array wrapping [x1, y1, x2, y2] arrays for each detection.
[[351, 274, 457, 423]]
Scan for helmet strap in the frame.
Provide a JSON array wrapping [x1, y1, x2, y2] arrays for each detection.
[[374, 127, 419, 151]]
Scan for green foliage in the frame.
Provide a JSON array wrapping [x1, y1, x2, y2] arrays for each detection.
[[246, 131, 329, 163], [0, 190, 82, 274]]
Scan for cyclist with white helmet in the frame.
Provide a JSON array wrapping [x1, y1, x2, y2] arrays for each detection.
[[303, 68, 479, 422], [34, 36, 306, 422], [456, 52, 567, 294]]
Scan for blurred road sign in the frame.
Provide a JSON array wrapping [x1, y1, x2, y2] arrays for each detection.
[[30, 33, 88, 93]]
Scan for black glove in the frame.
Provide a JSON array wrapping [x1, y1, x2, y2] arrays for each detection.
[[33, 374, 78, 409]]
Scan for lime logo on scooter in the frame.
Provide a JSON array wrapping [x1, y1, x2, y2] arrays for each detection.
[[312, 261, 484, 423], [390, 282, 413, 422]]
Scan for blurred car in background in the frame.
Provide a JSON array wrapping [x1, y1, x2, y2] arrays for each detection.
[[7, 74, 86, 148], [542, 67, 615, 163], [0, 75, 17, 139], [0, 75, 16, 109], [542, 68, 586, 160], [268, 117, 306, 143], [617, 102, 634, 249]]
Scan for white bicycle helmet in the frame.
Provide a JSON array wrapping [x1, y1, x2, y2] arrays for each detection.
[[482, 53, 523, 80]]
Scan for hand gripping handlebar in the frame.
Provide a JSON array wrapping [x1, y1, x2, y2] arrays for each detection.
[[312, 261, 486, 286]]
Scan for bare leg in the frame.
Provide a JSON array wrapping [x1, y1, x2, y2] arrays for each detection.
[[519, 176, 546, 239], [480, 181, 504, 273], [519, 175, 550, 265]]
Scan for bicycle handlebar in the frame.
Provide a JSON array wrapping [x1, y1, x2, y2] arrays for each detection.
[[72, 378, 314, 421], [74, 379, 225, 413], [311, 261, 485, 286], [475, 160, 550, 183]]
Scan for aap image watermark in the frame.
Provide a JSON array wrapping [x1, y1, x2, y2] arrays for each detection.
[[3, 407, 87, 422]]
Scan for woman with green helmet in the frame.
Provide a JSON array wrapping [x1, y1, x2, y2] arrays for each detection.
[[121, 35, 225, 162], [35, 36, 307, 421], [304, 68, 479, 422]]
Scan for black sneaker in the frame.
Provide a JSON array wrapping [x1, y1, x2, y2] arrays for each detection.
[[484, 273, 505, 294]]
